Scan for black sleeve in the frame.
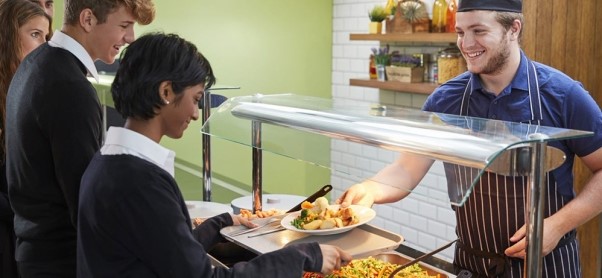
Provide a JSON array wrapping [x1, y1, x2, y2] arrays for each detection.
[[191, 213, 232, 249], [0, 192, 12, 222], [211, 242, 324, 278], [0, 164, 11, 222], [111, 172, 323, 278], [38, 80, 102, 227]]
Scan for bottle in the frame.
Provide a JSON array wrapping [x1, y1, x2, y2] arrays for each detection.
[[432, 0, 447, 33], [369, 55, 377, 80], [446, 0, 457, 33], [428, 54, 437, 83], [385, 0, 396, 17]]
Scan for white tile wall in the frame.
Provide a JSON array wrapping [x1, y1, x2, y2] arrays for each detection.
[[331, 0, 458, 261]]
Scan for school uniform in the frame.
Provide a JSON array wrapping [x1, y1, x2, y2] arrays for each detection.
[[0, 163, 17, 278], [5, 31, 103, 277], [78, 127, 323, 277]]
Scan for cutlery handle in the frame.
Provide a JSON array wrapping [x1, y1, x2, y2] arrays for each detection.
[[286, 184, 333, 213], [228, 219, 278, 237], [247, 226, 285, 238]]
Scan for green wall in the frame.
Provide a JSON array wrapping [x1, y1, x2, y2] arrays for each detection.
[[53, 1, 333, 200]]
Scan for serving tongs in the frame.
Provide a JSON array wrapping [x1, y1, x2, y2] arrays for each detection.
[[227, 185, 333, 237], [388, 239, 458, 278]]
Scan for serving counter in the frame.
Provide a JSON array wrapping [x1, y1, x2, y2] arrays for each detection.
[[219, 216, 455, 277], [201, 94, 593, 277]]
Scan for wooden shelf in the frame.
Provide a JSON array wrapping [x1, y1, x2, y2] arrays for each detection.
[[350, 79, 438, 95], [350, 33, 457, 43], [349, 32, 451, 94]]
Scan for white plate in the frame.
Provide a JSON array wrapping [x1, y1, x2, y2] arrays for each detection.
[[185, 201, 233, 219], [280, 205, 376, 235]]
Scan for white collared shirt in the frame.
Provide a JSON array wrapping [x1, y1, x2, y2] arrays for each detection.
[[101, 127, 176, 177], [48, 30, 99, 82]]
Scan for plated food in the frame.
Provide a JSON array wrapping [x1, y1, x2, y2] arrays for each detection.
[[281, 197, 375, 235], [291, 197, 359, 230], [302, 256, 441, 278]]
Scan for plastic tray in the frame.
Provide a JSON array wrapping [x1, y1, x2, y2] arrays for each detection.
[[220, 224, 403, 258]]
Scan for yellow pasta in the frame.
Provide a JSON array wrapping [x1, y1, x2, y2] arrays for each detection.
[[303, 257, 440, 278]]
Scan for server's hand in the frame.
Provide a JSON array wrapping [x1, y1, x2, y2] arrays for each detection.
[[336, 182, 375, 208], [505, 218, 563, 258]]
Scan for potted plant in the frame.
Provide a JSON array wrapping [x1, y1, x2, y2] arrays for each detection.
[[368, 5, 388, 34], [399, 0, 429, 24], [386, 0, 430, 34], [371, 45, 390, 81], [386, 53, 424, 83]]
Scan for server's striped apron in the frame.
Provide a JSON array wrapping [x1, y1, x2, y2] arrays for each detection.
[[447, 59, 582, 277]]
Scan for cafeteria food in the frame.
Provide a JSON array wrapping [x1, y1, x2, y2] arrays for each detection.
[[302, 257, 440, 278], [239, 208, 284, 219], [191, 217, 204, 229], [291, 197, 359, 230]]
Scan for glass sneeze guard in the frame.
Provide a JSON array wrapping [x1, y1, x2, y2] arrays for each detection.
[[201, 94, 593, 206]]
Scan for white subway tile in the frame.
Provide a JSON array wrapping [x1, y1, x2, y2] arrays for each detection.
[[418, 202, 437, 219], [361, 145, 378, 159], [400, 226, 418, 244], [409, 214, 427, 231], [332, 0, 457, 261], [418, 233, 437, 250], [437, 207, 457, 226], [427, 219, 448, 238]]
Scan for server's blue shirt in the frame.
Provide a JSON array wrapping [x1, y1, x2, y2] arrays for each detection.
[[423, 51, 602, 197]]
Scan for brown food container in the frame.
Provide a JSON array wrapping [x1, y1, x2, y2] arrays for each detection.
[[372, 253, 449, 277]]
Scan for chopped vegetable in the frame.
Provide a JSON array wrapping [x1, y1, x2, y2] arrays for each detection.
[[303, 257, 440, 278], [301, 201, 314, 209], [290, 200, 358, 230]]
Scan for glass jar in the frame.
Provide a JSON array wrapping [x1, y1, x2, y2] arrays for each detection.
[[437, 47, 467, 84]]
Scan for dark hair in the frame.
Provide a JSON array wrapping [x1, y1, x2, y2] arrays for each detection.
[[111, 32, 216, 120], [0, 0, 51, 158], [495, 11, 524, 42], [64, 0, 155, 25]]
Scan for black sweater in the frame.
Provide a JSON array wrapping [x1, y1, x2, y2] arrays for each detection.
[[78, 154, 323, 277], [5, 43, 103, 263]]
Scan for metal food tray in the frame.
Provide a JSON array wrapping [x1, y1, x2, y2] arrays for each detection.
[[220, 224, 404, 258], [371, 252, 455, 278], [302, 251, 456, 278]]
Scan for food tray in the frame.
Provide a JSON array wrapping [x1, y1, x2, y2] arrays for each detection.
[[220, 224, 403, 258], [371, 252, 454, 278], [302, 251, 455, 278]]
